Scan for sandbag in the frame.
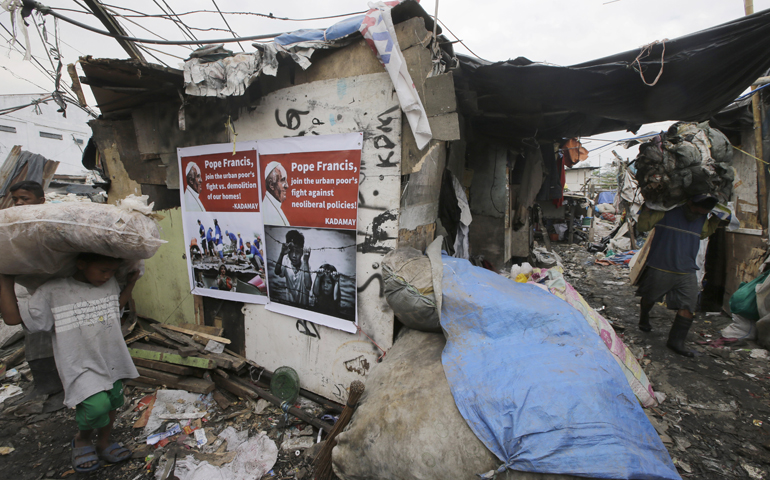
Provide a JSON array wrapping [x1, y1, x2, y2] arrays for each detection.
[[382, 247, 441, 332], [0, 196, 163, 289], [332, 329, 580, 480]]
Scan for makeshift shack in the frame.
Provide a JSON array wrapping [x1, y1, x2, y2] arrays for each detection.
[[76, 1, 770, 405]]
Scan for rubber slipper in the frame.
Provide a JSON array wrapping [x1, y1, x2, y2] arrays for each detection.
[[98, 442, 132, 463], [71, 439, 101, 473]]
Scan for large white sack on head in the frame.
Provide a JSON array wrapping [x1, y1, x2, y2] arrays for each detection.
[[0, 197, 163, 288], [332, 329, 580, 480]]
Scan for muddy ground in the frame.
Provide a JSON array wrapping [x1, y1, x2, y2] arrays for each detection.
[[1, 242, 769, 479], [557, 243, 770, 480]]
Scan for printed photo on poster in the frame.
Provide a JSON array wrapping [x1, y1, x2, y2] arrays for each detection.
[[259, 133, 363, 332], [185, 212, 267, 298], [178, 142, 268, 304], [265, 226, 356, 322]]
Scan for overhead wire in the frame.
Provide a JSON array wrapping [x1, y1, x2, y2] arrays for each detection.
[[0, 22, 96, 117], [435, 16, 482, 59], [0, 64, 51, 91], [98, 4, 367, 22], [27, 2, 286, 45], [155, 0, 201, 46], [211, 0, 244, 52]]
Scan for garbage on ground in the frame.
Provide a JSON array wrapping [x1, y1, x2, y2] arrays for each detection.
[[0, 384, 23, 404], [532, 245, 563, 268]]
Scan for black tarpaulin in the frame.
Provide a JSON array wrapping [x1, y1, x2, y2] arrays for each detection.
[[458, 8, 770, 140]]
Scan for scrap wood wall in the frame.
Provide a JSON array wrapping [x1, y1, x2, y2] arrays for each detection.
[[722, 104, 770, 311]]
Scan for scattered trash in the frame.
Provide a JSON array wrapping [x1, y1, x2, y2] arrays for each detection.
[[750, 349, 769, 359], [0, 385, 23, 404]]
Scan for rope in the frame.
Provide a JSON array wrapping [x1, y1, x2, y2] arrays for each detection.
[[632, 39, 667, 87], [355, 324, 387, 362]]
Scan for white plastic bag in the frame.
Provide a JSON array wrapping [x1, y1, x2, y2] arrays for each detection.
[[721, 313, 757, 340], [0, 197, 163, 289], [756, 270, 770, 318]]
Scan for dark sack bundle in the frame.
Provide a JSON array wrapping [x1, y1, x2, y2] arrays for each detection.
[[381, 239, 443, 332], [634, 121, 734, 209]]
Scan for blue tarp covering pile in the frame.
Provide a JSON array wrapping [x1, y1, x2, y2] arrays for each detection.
[[597, 191, 615, 205], [440, 256, 680, 479]]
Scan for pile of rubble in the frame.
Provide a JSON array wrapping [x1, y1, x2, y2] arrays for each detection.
[[1, 317, 343, 480]]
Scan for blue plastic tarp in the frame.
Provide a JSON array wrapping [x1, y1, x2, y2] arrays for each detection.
[[274, 15, 366, 46], [440, 256, 680, 479], [597, 191, 615, 205]]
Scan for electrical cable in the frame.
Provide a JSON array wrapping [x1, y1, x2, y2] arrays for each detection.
[[0, 23, 96, 117], [211, 0, 244, 52], [98, 4, 367, 22], [0, 64, 50, 92], [27, 1, 286, 45], [435, 17, 482, 59], [156, 0, 201, 46]]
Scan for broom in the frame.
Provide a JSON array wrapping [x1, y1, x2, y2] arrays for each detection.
[[313, 380, 365, 480]]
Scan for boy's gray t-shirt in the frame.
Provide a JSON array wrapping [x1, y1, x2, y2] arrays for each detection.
[[25, 277, 138, 408]]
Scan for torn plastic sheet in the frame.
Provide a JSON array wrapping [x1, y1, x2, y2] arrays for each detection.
[[360, 1, 432, 149], [181, 0, 432, 149]]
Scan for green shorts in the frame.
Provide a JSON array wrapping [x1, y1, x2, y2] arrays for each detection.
[[75, 380, 124, 431]]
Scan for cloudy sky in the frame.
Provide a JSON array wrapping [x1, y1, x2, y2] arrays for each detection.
[[2, 0, 769, 164]]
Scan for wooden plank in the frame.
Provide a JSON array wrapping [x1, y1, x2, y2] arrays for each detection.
[[146, 332, 182, 349], [129, 343, 216, 369], [136, 365, 183, 384], [193, 296, 205, 326], [129, 372, 216, 394], [131, 357, 201, 377], [179, 323, 223, 337], [162, 324, 231, 344], [152, 324, 205, 352], [629, 228, 655, 286], [212, 373, 258, 401], [226, 375, 334, 432], [222, 348, 343, 414], [212, 390, 232, 410]]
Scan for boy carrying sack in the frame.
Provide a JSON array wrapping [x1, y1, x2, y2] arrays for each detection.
[[0, 252, 140, 473]]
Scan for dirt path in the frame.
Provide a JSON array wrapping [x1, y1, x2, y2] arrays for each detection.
[[556, 243, 770, 479]]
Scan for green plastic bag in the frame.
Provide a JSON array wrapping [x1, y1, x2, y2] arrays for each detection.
[[730, 270, 770, 321]]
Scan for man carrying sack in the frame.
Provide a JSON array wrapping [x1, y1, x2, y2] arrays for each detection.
[[636, 194, 728, 357]]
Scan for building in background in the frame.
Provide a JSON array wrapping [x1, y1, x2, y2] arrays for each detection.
[[565, 164, 599, 192], [0, 94, 92, 176]]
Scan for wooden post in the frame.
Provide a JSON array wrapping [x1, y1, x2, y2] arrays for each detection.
[[83, 0, 147, 64], [745, 0, 766, 231]]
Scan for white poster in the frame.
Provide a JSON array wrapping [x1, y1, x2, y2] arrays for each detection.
[[178, 142, 268, 304], [259, 132, 363, 333]]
